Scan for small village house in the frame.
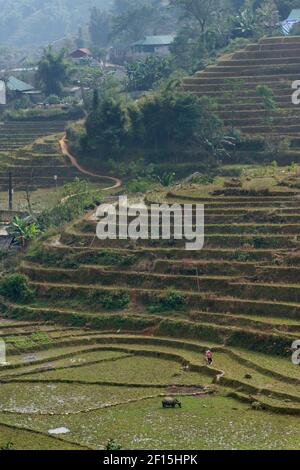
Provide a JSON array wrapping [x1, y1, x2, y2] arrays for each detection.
[[69, 48, 93, 61], [6, 76, 35, 95], [282, 9, 300, 35], [130, 35, 175, 58], [3, 76, 41, 103]]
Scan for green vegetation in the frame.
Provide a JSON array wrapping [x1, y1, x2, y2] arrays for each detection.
[[0, 274, 35, 303], [1, 327, 300, 449], [106, 439, 122, 450], [76, 87, 225, 172], [0, 425, 82, 450], [256, 84, 277, 125], [0, 0, 109, 47], [3, 106, 84, 122], [37, 179, 103, 230], [88, 290, 130, 310], [37, 48, 71, 97], [149, 291, 188, 313], [8, 216, 39, 247], [125, 56, 174, 92], [2, 0, 300, 453]]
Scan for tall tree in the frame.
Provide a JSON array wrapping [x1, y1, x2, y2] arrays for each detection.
[[85, 97, 130, 151], [89, 7, 112, 47], [170, 0, 223, 35], [125, 56, 173, 91], [256, 0, 280, 36], [36, 48, 70, 97], [112, 1, 157, 45], [75, 27, 85, 49]]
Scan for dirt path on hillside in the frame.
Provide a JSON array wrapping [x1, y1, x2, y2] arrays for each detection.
[[59, 138, 122, 191]]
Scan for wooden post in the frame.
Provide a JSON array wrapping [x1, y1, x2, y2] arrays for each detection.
[[8, 171, 13, 211]]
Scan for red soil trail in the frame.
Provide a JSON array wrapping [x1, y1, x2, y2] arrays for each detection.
[[59, 137, 122, 191]]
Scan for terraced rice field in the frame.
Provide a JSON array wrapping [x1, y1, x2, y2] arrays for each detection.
[[0, 121, 66, 152], [183, 36, 300, 165], [3, 35, 300, 448], [0, 121, 107, 194], [2, 318, 300, 449], [0, 179, 300, 448], [17, 185, 300, 357]]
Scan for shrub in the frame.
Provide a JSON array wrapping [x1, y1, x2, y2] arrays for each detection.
[[102, 291, 130, 310], [160, 290, 187, 310], [3, 105, 84, 121], [106, 439, 122, 450], [126, 178, 155, 193], [88, 290, 130, 310], [0, 442, 14, 450], [94, 251, 137, 267], [149, 290, 187, 312], [192, 174, 215, 185], [0, 273, 35, 303], [230, 251, 251, 262], [46, 94, 61, 105]]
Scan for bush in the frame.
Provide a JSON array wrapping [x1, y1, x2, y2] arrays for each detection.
[[46, 94, 61, 105], [125, 56, 173, 91], [3, 105, 84, 122], [102, 291, 130, 310], [149, 290, 187, 313], [0, 442, 14, 450], [230, 251, 251, 262], [126, 178, 155, 193], [0, 273, 35, 303], [94, 251, 137, 267], [88, 290, 130, 310], [160, 290, 187, 310], [106, 439, 122, 450]]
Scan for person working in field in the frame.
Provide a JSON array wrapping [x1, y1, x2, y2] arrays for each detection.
[[205, 350, 213, 366]]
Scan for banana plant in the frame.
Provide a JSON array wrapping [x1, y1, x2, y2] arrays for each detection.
[[8, 216, 39, 247], [157, 172, 176, 187]]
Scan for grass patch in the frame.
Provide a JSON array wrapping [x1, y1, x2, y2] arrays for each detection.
[[0, 423, 82, 450], [0, 383, 163, 414], [5, 332, 53, 351], [14, 354, 208, 386], [3, 395, 300, 449]]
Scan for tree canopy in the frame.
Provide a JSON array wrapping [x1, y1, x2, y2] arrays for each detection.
[[36, 48, 71, 97]]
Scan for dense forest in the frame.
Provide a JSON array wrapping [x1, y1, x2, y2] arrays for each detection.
[[1, 0, 300, 48], [0, 0, 110, 46]]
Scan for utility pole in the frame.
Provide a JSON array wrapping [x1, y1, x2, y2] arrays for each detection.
[[8, 171, 13, 211]]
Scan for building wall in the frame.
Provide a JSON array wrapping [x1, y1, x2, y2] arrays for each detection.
[[131, 44, 171, 59]]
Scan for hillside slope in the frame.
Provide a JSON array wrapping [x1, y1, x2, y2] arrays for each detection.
[[0, 121, 113, 194], [0, 0, 109, 47], [183, 36, 300, 165], [2, 173, 300, 415]]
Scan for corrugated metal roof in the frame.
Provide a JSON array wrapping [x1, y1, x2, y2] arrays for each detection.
[[132, 35, 175, 46], [7, 76, 34, 92], [287, 9, 300, 21], [70, 48, 92, 56]]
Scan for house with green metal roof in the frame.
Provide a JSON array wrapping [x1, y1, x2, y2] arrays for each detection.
[[131, 35, 175, 56], [7, 76, 35, 93]]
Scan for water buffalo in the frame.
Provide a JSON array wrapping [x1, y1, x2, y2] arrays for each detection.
[[162, 397, 182, 408]]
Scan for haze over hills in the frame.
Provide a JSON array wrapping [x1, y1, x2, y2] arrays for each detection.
[[0, 0, 111, 47]]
